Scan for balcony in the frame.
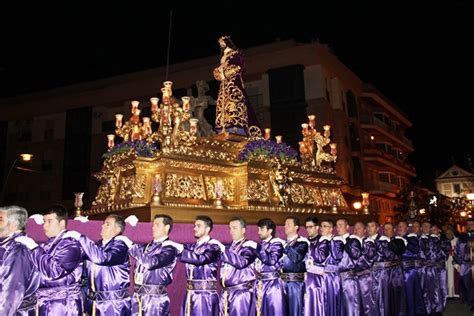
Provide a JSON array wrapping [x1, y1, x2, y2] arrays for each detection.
[[360, 115, 413, 150], [363, 148, 416, 177]]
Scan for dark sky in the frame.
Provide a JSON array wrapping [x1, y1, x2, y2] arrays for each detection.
[[0, 4, 472, 188]]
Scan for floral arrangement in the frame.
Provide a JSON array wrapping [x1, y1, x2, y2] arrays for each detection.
[[238, 139, 298, 164], [102, 140, 159, 159]]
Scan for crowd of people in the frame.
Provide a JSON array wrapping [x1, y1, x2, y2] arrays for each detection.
[[0, 204, 473, 315]]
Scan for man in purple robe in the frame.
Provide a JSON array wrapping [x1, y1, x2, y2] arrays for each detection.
[[0, 206, 40, 315], [455, 218, 474, 311], [420, 224, 450, 314], [281, 216, 308, 316], [322, 218, 347, 316], [354, 221, 377, 316], [255, 218, 286, 316], [304, 216, 319, 242], [64, 214, 132, 316], [398, 220, 425, 316], [304, 219, 331, 316], [129, 214, 179, 316], [339, 221, 363, 316], [220, 217, 258, 316], [16, 204, 83, 315], [373, 222, 406, 316], [179, 215, 222, 316]]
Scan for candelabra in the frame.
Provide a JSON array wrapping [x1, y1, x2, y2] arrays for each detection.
[[298, 115, 337, 170], [113, 81, 199, 152]]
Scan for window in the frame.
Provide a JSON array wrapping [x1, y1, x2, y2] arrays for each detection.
[[379, 172, 390, 183], [346, 90, 358, 118], [44, 128, 54, 141], [44, 119, 55, 141], [453, 184, 461, 194]]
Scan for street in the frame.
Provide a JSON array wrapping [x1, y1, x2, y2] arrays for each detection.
[[446, 298, 472, 315]]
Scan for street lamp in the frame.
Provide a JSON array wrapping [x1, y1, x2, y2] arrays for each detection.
[[0, 154, 33, 204]]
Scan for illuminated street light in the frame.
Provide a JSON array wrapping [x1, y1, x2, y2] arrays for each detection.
[[353, 201, 362, 210]]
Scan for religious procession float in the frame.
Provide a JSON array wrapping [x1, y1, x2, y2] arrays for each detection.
[[83, 81, 357, 224]]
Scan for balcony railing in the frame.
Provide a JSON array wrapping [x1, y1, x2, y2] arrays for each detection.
[[360, 115, 412, 147]]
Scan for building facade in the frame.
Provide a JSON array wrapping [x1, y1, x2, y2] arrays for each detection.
[[436, 165, 474, 198], [0, 40, 415, 221]]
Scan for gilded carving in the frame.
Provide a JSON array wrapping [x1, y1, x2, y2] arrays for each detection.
[[133, 174, 147, 198], [205, 177, 235, 201], [165, 173, 206, 200], [248, 180, 269, 202]]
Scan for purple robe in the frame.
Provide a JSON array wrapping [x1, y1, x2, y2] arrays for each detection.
[[372, 236, 393, 316], [304, 235, 330, 316], [129, 240, 178, 316], [219, 239, 257, 316], [0, 233, 40, 316], [281, 236, 308, 316], [79, 235, 131, 316], [387, 236, 407, 316], [339, 236, 363, 316], [420, 234, 450, 313], [455, 232, 474, 306], [179, 239, 221, 316], [255, 239, 286, 316], [357, 237, 377, 316], [324, 236, 345, 316], [31, 230, 83, 316], [402, 233, 425, 316]]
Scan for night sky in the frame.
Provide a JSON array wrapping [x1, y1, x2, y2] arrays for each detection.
[[0, 4, 472, 188]]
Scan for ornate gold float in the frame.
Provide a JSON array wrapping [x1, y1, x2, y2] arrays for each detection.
[[85, 82, 356, 223]]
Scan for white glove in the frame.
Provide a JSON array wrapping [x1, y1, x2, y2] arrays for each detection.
[[208, 239, 225, 252], [270, 237, 286, 247], [454, 264, 460, 272], [63, 230, 81, 240], [243, 240, 258, 249], [29, 214, 44, 225], [162, 240, 184, 253], [74, 215, 89, 223], [125, 215, 139, 227], [15, 236, 38, 250], [115, 235, 133, 248]]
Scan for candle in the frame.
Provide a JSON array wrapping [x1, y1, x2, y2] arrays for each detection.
[[275, 135, 282, 144], [361, 192, 370, 206], [216, 178, 223, 198], [154, 174, 162, 194], [331, 191, 338, 205], [161, 87, 170, 104], [301, 123, 309, 135], [107, 134, 115, 149], [323, 125, 331, 138], [143, 117, 152, 135], [299, 141, 307, 154], [182, 96, 191, 112], [150, 97, 159, 112], [163, 81, 173, 96], [115, 114, 123, 128], [330, 143, 337, 155], [131, 100, 140, 115], [264, 128, 271, 140], [189, 118, 199, 135], [308, 115, 316, 128], [132, 125, 140, 141]]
